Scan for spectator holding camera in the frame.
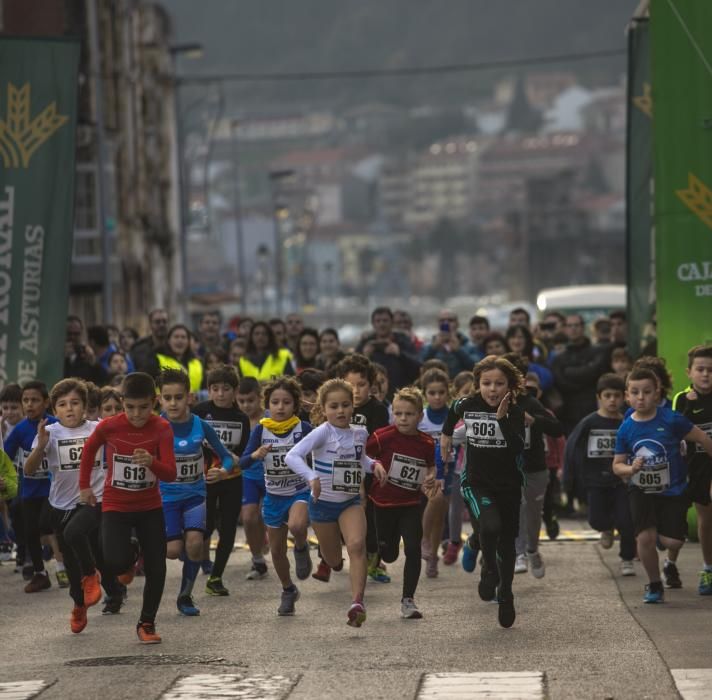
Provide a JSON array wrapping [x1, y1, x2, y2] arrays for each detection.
[[420, 309, 474, 378], [63, 316, 107, 385]]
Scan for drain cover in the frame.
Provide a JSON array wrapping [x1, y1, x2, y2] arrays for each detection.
[[66, 655, 245, 668]]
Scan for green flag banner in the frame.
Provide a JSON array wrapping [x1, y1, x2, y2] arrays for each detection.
[[626, 17, 654, 356], [651, 0, 712, 389], [0, 37, 80, 387]]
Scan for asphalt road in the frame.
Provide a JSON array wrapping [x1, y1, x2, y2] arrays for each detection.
[[1, 521, 709, 699]]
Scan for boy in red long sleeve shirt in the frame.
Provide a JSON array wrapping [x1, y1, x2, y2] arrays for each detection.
[[79, 373, 176, 644]]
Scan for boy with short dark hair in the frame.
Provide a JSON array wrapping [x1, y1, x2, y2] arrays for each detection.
[[0, 382, 22, 562], [673, 344, 712, 594], [614, 368, 712, 603], [193, 365, 250, 596], [566, 373, 635, 575], [79, 372, 176, 643]]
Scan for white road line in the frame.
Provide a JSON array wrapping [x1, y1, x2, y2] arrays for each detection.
[[671, 669, 712, 700], [161, 673, 297, 700], [0, 681, 48, 700], [418, 672, 544, 699]]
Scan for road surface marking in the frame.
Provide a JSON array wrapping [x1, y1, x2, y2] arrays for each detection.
[[162, 673, 297, 699], [418, 671, 544, 699], [671, 669, 712, 699], [0, 681, 48, 700]]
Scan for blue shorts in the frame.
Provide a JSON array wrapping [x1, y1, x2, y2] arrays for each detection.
[[242, 477, 266, 506], [309, 496, 361, 523], [163, 495, 206, 541], [262, 491, 309, 529]]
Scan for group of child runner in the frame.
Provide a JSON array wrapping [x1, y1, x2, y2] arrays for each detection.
[[1, 340, 712, 643]]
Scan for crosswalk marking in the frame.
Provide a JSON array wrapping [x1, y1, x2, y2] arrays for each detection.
[[671, 669, 712, 699], [161, 673, 297, 699], [0, 681, 49, 700], [418, 672, 544, 699]]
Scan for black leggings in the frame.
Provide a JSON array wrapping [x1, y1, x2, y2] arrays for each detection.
[[204, 477, 242, 578], [9, 498, 25, 563], [23, 497, 52, 573], [102, 508, 167, 624], [364, 475, 379, 557], [374, 502, 424, 599]]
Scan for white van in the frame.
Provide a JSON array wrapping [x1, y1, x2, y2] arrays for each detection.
[[536, 285, 626, 324]]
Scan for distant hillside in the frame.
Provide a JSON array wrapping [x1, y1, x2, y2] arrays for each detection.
[[161, 0, 633, 110]]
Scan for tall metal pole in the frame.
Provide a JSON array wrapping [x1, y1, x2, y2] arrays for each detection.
[[173, 82, 189, 321], [88, 0, 112, 323], [230, 120, 248, 315], [271, 185, 283, 317]]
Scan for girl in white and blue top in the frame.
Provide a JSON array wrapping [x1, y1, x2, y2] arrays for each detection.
[[286, 378, 387, 628]]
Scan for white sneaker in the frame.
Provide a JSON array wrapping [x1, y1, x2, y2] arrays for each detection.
[[621, 560, 636, 576], [528, 551, 545, 579], [599, 530, 614, 549], [514, 553, 528, 574], [400, 597, 423, 619]]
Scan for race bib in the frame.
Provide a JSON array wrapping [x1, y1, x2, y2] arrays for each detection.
[[696, 423, 712, 453], [57, 437, 101, 472], [587, 430, 617, 459], [332, 459, 362, 494], [175, 453, 203, 483], [388, 453, 426, 491], [21, 449, 49, 480], [631, 462, 670, 494], [464, 412, 506, 448], [265, 446, 291, 478], [111, 454, 156, 491], [209, 421, 242, 451]]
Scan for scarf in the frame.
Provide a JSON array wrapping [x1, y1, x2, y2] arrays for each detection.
[[260, 415, 300, 434]]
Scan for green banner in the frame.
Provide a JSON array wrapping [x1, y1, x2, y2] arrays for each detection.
[[651, 0, 712, 390], [0, 37, 80, 387], [626, 18, 655, 357]]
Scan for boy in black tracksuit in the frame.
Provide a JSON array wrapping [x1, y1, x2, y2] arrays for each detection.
[[565, 373, 634, 573], [441, 356, 525, 629]]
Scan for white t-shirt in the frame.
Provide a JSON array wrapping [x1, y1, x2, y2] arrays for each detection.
[[32, 421, 104, 510]]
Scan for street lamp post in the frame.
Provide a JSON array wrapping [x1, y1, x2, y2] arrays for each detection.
[[268, 169, 295, 317], [229, 119, 248, 314]]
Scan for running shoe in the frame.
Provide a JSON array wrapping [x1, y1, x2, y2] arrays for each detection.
[[312, 560, 331, 582], [497, 595, 516, 628], [56, 569, 70, 589], [201, 559, 213, 576], [117, 567, 135, 586], [277, 586, 299, 616], [643, 581, 664, 604], [621, 560, 636, 577], [245, 561, 268, 580], [425, 555, 439, 579], [102, 596, 124, 615], [461, 539, 479, 573], [442, 542, 461, 566], [70, 605, 87, 634], [478, 565, 499, 602], [698, 570, 712, 596], [24, 572, 51, 593], [81, 571, 102, 607], [662, 561, 682, 589], [527, 551, 545, 579], [347, 601, 366, 627], [205, 576, 230, 596], [294, 545, 313, 580], [421, 538, 432, 561], [177, 594, 200, 616], [0, 542, 13, 561], [136, 621, 162, 644], [400, 597, 423, 619], [514, 553, 528, 574], [545, 513, 560, 540], [368, 564, 391, 583], [599, 530, 614, 549]]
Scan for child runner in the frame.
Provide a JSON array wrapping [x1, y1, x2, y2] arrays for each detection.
[[193, 365, 250, 597], [297, 368, 326, 422], [565, 373, 634, 575], [507, 359, 564, 580], [99, 387, 123, 418], [79, 372, 176, 644], [0, 446, 18, 561], [157, 369, 234, 615], [4, 381, 60, 591], [85, 382, 102, 421], [239, 378, 313, 615], [441, 356, 525, 628], [418, 368, 453, 579], [367, 386, 436, 619], [335, 354, 390, 584], [0, 383, 22, 563], [285, 378, 388, 627], [236, 377, 269, 581], [24, 379, 113, 632], [672, 344, 712, 594], [613, 368, 712, 603]]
